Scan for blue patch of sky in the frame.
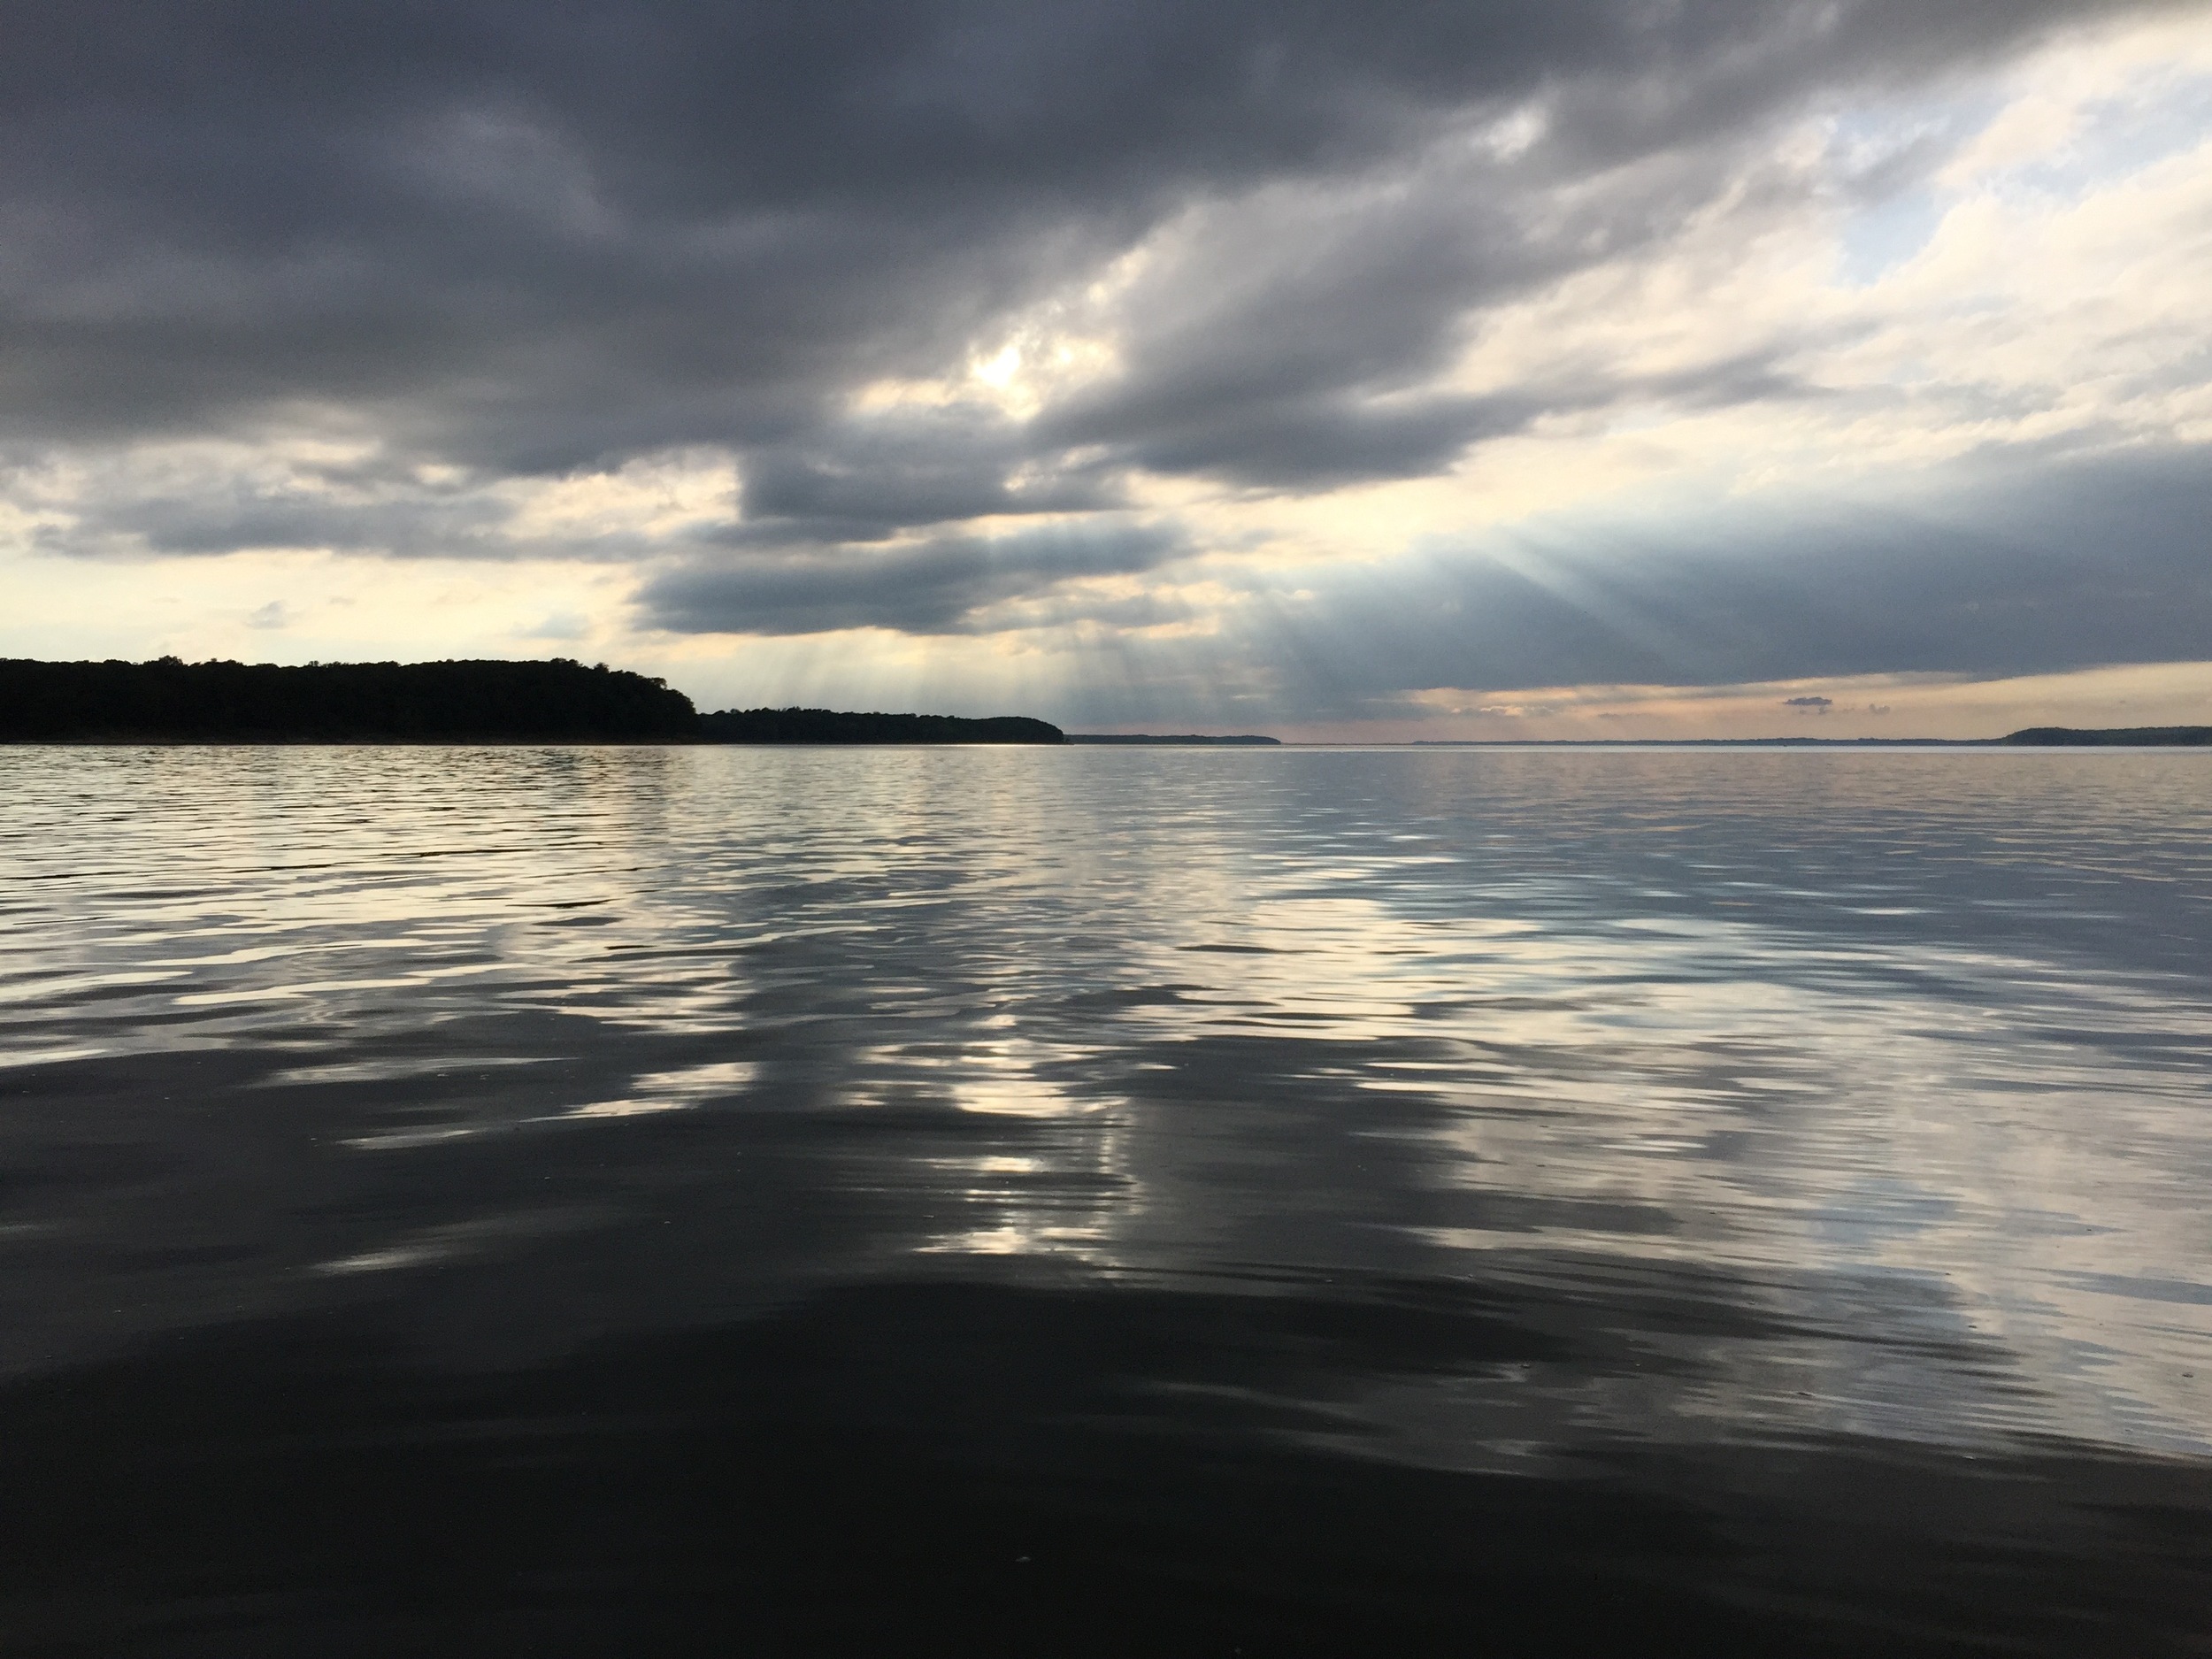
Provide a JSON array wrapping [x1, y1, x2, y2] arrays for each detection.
[[1834, 189, 1947, 286], [1832, 69, 2212, 288], [2005, 73, 2212, 199], [1825, 93, 2001, 288]]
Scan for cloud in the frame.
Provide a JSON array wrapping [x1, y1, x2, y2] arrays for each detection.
[[722, 411, 1125, 544], [1029, 442, 2212, 726], [641, 518, 1185, 635], [99, 490, 514, 559], [1521, 444, 2212, 691], [3, 3, 2174, 471], [3, 0, 2207, 695]]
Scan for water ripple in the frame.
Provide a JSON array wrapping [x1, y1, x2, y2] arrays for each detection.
[[2, 744, 2208, 1468]]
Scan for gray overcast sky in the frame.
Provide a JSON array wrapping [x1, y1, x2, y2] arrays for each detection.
[[4, 0, 2209, 735]]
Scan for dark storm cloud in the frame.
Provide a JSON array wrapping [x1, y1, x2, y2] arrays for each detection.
[[4, 2, 2167, 470], [6, 0, 2196, 649], [641, 519, 1182, 635], [15, 458, 666, 562], [726, 414, 1123, 543], [1024, 131, 1846, 488], [91, 493, 513, 558]]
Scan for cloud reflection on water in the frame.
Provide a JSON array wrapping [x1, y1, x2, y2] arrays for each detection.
[[0, 743, 2208, 1470]]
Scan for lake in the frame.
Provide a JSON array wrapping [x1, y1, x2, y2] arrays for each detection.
[[3, 745, 2208, 1654]]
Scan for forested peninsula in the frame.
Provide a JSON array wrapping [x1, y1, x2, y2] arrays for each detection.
[[0, 659, 1068, 744], [0, 657, 697, 741]]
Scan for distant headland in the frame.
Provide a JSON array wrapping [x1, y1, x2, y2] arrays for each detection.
[[1067, 733, 1281, 746], [699, 708, 1063, 743]]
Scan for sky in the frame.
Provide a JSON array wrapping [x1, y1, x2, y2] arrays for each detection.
[[4, 0, 2209, 738]]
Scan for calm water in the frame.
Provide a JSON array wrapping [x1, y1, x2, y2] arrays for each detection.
[[4, 746, 2209, 1654]]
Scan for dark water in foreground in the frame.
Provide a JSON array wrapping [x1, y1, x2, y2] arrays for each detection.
[[4, 745, 2208, 1655]]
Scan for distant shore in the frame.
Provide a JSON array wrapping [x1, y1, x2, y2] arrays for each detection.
[[700, 708, 1063, 744], [3, 659, 2204, 747], [0, 662, 1067, 745], [1067, 733, 1281, 746], [1410, 727, 2212, 748]]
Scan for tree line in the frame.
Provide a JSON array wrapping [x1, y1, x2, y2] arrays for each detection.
[[0, 660, 1071, 744], [697, 708, 1064, 743]]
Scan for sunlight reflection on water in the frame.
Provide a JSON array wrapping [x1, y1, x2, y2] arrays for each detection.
[[2, 743, 2208, 1465]]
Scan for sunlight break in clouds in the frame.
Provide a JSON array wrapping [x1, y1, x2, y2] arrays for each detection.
[[2, 2, 2208, 734]]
